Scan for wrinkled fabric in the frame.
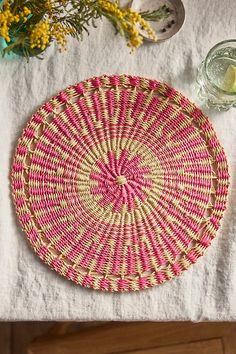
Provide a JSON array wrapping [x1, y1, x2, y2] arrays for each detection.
[[0, 0, 236, 321]]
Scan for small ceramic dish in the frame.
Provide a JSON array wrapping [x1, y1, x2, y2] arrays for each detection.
[[131, 0, 185, 42]]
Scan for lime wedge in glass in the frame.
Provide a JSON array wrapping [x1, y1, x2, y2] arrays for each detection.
[[223, 64, 236, 92]]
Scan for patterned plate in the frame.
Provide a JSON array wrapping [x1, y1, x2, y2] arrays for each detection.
[[11, 75, 229, 292]]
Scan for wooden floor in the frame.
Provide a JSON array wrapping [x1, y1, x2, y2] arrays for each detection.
[[0, 322, 51, 354], [0, 322, 235, 354], [0, 322, 100, 354]]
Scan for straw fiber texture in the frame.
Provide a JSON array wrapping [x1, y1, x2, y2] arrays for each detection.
[[11, 75, 229, 292]]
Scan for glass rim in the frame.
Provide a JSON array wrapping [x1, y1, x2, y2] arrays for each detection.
[[204, 39, 236, 96]]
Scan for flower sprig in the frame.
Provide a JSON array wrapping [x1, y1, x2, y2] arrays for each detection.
[[97, 0, 157, 49], [0, 1, 31, 42], [0, 0, 171, 60], [29, 19, 50, 50]]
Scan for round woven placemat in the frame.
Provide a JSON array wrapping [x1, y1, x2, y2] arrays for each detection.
[[11, 75, 229, 292]]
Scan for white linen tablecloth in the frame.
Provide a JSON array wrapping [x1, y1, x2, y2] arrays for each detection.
[[0, 0, 236, 321]]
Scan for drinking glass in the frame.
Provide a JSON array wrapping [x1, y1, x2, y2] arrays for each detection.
[[196, 39, 236, 110]]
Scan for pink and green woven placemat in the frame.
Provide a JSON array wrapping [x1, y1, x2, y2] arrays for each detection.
[[11, 74, 229, 292]]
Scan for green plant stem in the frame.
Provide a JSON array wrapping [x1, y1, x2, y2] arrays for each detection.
[[140, 5, 172, 22]]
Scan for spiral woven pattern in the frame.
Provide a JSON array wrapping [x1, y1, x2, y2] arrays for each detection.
[[11, 75, 229, 292]]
